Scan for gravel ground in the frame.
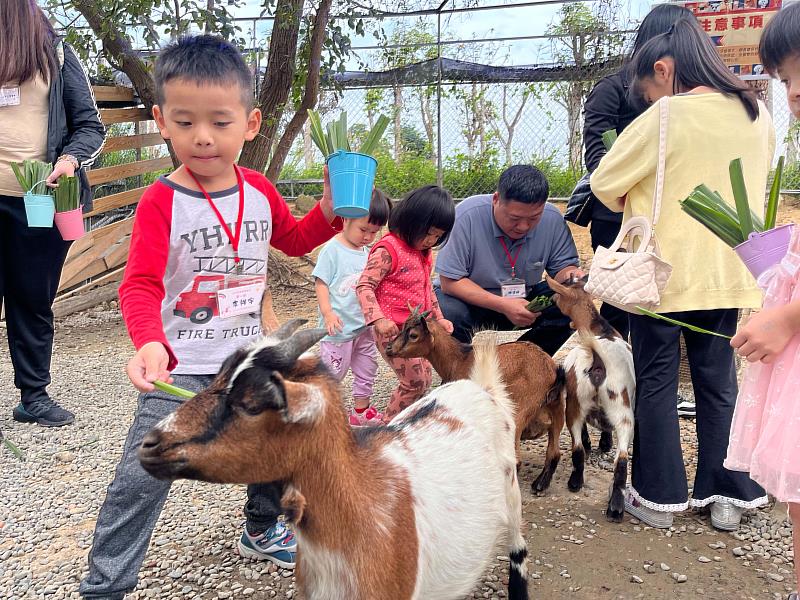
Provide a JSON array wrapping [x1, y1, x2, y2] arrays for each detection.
[[0, 290, 796, 600]]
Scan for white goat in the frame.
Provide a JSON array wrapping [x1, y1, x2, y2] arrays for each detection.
[[546, 275, 636, 522], [138, 319, 530, 600]]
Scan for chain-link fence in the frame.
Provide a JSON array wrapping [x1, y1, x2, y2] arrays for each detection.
[[276, 71, 797, 203]]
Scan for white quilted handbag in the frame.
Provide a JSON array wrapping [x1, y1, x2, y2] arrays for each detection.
[[585, 97, 673, 313]]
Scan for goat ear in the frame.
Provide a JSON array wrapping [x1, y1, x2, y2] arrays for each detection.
[[545, 274, 569, 295], [281, 377, 326, 425]]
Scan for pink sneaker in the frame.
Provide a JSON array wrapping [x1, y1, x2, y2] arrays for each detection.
[[348, 406, 383, 427]]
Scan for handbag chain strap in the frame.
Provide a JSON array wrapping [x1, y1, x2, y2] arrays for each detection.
[[650, 96, 669, 227]]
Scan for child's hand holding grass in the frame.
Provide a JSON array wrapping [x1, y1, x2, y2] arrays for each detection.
[[127, 342, 173, 393]]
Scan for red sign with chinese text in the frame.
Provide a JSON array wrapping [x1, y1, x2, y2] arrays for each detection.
[[681, 0, 782, 78]]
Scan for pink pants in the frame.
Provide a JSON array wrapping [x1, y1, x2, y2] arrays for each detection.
[[374, 330, 433, 422], [319, 328, 378, 399]]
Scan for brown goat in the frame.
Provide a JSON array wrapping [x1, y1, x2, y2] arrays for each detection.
[[138, 320, 530, 600], [386, 314, 565, 493]]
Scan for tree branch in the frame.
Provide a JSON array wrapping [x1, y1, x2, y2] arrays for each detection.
[[265, 0, 333, 181]]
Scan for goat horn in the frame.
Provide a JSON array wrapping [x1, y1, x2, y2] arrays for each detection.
[[420, 310, 432, 320], [278, 327, 327, 363], [270, 318, 309, 341]]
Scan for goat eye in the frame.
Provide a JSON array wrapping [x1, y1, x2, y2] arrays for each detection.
[[409, 332, 419, 341]]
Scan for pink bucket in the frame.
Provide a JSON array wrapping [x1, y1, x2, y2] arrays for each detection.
[[733, 223, 795, 280], [54, 207, 85, 241]]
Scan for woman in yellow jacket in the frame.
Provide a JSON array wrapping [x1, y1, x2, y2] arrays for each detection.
[[591, 18, 771, 532]]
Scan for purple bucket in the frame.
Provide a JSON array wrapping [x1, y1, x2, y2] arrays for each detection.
[[733, 223, 795, 280]]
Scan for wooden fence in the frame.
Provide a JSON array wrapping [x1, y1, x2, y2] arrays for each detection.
[[53, 85, 168, 316]]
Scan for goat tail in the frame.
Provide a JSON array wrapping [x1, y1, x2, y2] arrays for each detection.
[[508, 544, 530, 600], [545, 365, 567, 407], [470, 333, 513, 416]]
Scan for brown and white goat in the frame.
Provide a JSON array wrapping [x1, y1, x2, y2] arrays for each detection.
[[385, 313, 565, 494], [545, 275, 635, 522], [138, 319, 530, 600]]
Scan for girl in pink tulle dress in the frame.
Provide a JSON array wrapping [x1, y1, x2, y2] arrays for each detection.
[[726, 8, 800, 598]]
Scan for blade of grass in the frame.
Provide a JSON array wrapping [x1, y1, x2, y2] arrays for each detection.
[[153, 380, 196, 399], [601, 129, 617, 151], [636, 306, 732, 338], [765, 155, 785, 231], [680, 201, 744, 247], [359, 114, 390, 156], [1, 431, 25, 461], [730, 158, 753, 237]]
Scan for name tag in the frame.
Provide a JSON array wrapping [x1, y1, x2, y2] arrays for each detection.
[[217, 280, 265, 319], [500, 277, 526, 298], [0, 87, 21, 107]]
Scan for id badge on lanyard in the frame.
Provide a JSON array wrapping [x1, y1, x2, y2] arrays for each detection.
[[0, 87, 21, 107], [499, 237, 526, 298], [217, 275, 266, 319], [185, 165, 264, 319]]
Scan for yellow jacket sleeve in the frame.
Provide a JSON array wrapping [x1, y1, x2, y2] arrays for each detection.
[[589, 105, 659, 213]]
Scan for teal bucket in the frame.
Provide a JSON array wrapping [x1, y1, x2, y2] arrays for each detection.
[[23, 192, 55, 228], [326, 150, 377, 218]]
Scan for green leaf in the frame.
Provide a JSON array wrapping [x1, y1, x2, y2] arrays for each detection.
[[601, 129, 617, 151], [307, 110, 332, 157], [636, 306, 732, 338], [53, 175, 80, 212], [765, 155, 784, 230], [680, 197, 744, 247], [359, 114, 390, 156], [729, 158, 753, 237], [153, 380, 196, 399]]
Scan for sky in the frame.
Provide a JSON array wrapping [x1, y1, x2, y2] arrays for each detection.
[[233, 0, 657, 69]]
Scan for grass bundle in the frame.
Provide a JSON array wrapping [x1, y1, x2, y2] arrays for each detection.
[[154, 380, 196, 399], [679, 157, 782, 248], [11, 159, 52, 195], [308, 110, 390, 158], [525, 294, 552, 313], [53, 175, 80, 212]]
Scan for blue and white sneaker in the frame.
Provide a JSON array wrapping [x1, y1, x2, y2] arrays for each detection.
[[237, 520, 297, 569]]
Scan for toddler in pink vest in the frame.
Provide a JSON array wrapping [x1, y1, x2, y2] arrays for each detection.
[[356, 185, 455, 421]]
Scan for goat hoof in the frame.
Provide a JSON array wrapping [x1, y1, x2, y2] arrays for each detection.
[[606, 506, 625, 523], [531, 476, 550, 494], [567, 473, 584, 493]]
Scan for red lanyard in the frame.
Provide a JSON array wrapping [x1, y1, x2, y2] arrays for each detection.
[[186, 166, 245, 264], [499, 238, 523, 279]]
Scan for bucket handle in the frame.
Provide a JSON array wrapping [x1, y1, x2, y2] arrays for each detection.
[[26, 178, 51, 196]]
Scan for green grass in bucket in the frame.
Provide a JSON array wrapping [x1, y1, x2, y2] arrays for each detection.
[[53, 175, 80, 213], [679, 157, 783, 247], [11, 159, 53, 195], [308, 109, 390, 158]]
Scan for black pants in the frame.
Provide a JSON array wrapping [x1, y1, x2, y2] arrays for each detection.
[[435, 281, 573, 356], [629, 309, 766, 508], [0, 195, 71, 406], [590, 219, 630, 339], [245, 483, 283, 534]]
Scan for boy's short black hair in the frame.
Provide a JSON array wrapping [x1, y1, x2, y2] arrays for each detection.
[[155, 34, 254, 111], [389, 185, 455, 248], [368, 189, 392, 227], [759, 2, 800, 75], [497, 164, 549, 205]]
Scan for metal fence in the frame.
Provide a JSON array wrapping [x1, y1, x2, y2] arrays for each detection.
[[276, 76, 796, 203]]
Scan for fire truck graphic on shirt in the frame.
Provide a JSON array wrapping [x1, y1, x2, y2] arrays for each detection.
[[173, 255, 266, 324]]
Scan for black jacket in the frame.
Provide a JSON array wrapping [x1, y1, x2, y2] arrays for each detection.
[[582, 69, 641, 223], [47, 41, 106, 211]]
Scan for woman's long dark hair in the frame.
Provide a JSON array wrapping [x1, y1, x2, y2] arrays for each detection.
[[0, 0, 57, 87], [632, 17, 759, 121], [630, 4, 695, 58]]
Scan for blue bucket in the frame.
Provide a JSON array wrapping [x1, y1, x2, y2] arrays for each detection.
[[23, 192, 55, 228], [326, 150, 378, 218]]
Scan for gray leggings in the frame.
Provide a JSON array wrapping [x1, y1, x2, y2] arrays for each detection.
[[79, 374, 282, 599]]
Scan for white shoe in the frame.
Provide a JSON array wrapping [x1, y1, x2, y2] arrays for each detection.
[[710, 501, 744, 531]]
